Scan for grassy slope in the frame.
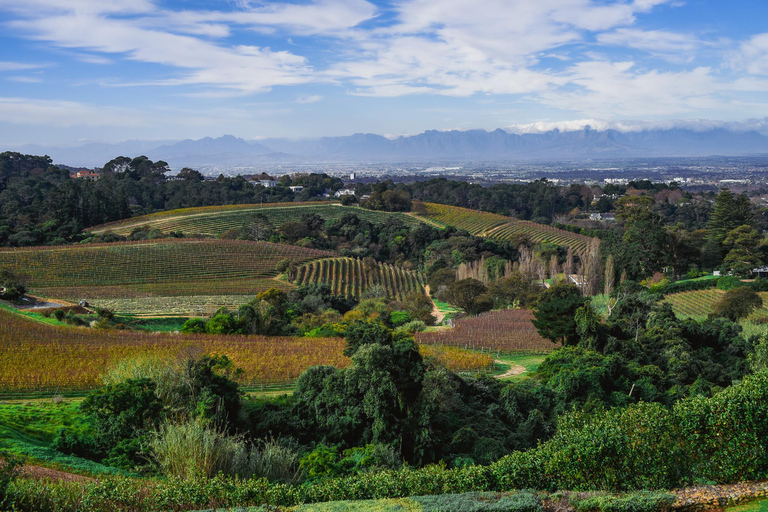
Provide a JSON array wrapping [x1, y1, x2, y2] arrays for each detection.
[[0, 401, 124, 476], [89, 203, 424, 237]]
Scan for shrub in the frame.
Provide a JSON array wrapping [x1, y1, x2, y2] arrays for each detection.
[[150, 419, 249, 480], [396, 320, 426, 334], [717, 275, 746, 291], [0, 452, 22, 508]]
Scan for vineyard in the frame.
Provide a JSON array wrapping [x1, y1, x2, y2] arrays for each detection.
[[0, 309, 493, 394], [0, 240, 331, 313], [291, 257, 427, 301], [89, 203, 422, 237], [416, 309, 555, 353], [665, 288, 768, 320], [418, 203, 596, 256]]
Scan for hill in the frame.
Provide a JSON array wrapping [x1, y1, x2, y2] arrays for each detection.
[[0, 239, 332, 315], [417, 202, 597, 256], [89, 202, 423, 237]]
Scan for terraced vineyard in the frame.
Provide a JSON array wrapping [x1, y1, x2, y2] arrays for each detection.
[[418, 203, 596, 256], [666, 288, 768, 320], [0, 309, 493, 394], [416, 309, 555, 353], [0, 239, 331, 314], [89, 202, 423, 237], [291, 257, 426, 301]]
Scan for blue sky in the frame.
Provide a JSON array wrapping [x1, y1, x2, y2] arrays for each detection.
[[2, 0, 768, 146]]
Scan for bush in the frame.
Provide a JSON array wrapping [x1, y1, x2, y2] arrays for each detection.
[[396, 320, 426, 334], [0, 452, 22, 508], [717, 275, 746, 291], [150, 419, 249, 479]]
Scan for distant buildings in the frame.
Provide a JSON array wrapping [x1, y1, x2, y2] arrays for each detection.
[[70, 170, 100, 181], [289, 186, 304, 193], [334, 189, 356, 198]]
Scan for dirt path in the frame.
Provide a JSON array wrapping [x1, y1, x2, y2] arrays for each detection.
[[424, 285, 445, 324], [495, 361, 526, 379]]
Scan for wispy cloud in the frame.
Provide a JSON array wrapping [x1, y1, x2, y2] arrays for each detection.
[[296, 95, 323, 104], [0, 61, 45, 71]]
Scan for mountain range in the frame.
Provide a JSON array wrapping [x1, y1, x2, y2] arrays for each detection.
[[12, 127, 768, 170]]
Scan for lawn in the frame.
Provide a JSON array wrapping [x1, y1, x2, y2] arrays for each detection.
[[728, 499, 768, 512], [492, 354, 546, 381]]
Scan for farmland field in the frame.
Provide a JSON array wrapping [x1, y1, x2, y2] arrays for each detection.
[[665, 288, 768, 321], [416, 308, 556, 353], [0, 308, 492, 396], [89, 202, 423, 237], [292, 256, 426, 301], [0, 239, 331, 314], [417, 202, 596, 256]]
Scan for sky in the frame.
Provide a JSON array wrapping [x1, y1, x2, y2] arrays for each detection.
[[2, 0, 768, 146]]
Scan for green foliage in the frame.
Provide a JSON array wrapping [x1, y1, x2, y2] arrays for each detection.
[[717, 275, 747, 290], [711, 287, 763, 321], [0, 451, 22, 508], [181, 318, 206, 333], [445, 278, 492, 315], [572, 491, 676, 512], [0, 269, 26, 300], [150, 418, 249, 480], [532, 282, 586, 345], [412, 491, 543, 512]]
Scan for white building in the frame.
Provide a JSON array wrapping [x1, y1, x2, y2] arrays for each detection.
[[334, 189, 356, 198], [289, 186, 304, 193]]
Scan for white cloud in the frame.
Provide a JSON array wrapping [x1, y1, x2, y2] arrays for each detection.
[[8, 10, 314, 93], [296, 95, 323, 104], [735, 33, 768, 75], [0, 61, 44, 71], [506, 117, 768, 134], [597, 28, 701, 54], [540, 60, 719, 117], [7, 76, 43, 83]]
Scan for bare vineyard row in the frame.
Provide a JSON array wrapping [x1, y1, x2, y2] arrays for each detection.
[[292, 257, 426, 301]]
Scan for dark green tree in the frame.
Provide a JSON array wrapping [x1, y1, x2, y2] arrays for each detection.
[[711, 287, 763, 321], [532, 282, 586, 346]]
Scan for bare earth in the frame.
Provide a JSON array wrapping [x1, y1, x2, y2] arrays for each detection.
[[495, 362, 526, 379], [424, 284, 445, 324]]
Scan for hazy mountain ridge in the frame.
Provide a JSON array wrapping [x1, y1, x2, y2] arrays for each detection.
[[12, 127, 768, 168]]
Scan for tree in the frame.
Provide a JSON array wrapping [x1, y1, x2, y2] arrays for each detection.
[[0, 269, 25, 300], [722, 225, 764, 277], [445, 278, 492, 315], [532, 282, 586, 346], [711, 287, 763, 321], [177, 168, 204, 181]]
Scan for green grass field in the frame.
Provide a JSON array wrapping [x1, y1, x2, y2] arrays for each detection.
[[492, 354, 546, 381], [0, 401, 125, 476]]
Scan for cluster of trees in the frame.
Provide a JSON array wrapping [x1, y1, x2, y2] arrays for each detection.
[[181, 284, 435, 337], [602, 188, 767, 281], [532, 281, 755, 403], [0, 152, 342, 247]]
